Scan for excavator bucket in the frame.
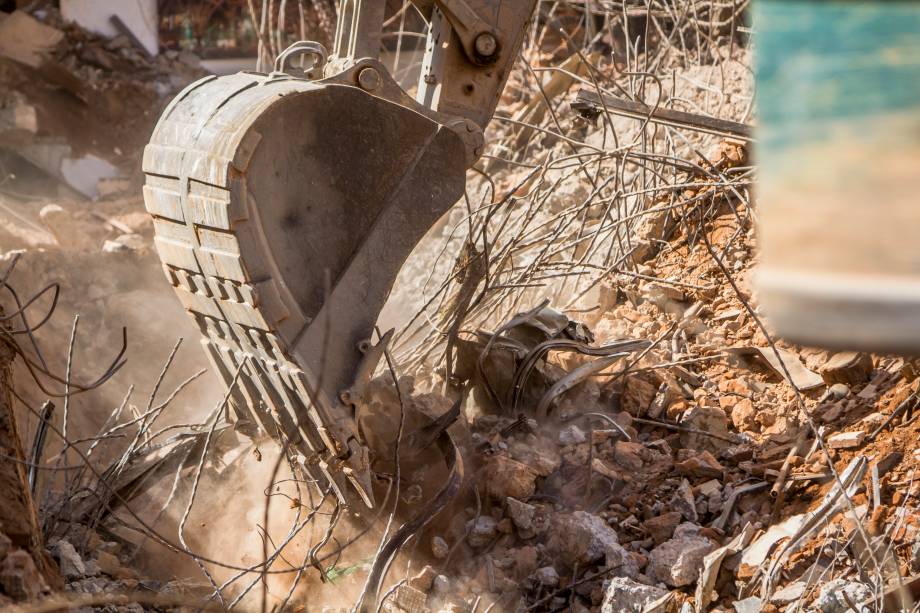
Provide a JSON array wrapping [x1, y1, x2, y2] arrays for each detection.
[[142, 0, 536, 511], [143, 73, 465, 508]]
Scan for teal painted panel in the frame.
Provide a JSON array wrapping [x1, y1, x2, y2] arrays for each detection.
[[755, 1, 920, 151]]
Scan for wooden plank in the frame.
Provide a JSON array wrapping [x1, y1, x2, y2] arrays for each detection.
[[572, 88, 754, 141]]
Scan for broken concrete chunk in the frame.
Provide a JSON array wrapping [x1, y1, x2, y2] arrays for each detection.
[[79, 43, 115, 71], [720, 443, 753, 463], [719, 376, 751, 396], [770, 581, 805, 605], [431, 574, 449, 596], [706, 494, 723, 516], [813, 579, 872, 613], [730, 346, 824, 390], [820, 352, 873, 386], [675, 450, 724, 479], [827, 383, 851, 399], [558, 424, 587, 446], [911, 536, 920, 573], [94, 551, 125, 578], [643, 281, 686, 314], [732, 597, 763, 613], [819, 402, 845, 424], [642, 511, 682, 545], [511, 545, 538, 580], [0, 549, 48, 600], [61, 152, 121, 198], [613, 441, 646, 471], [522, 446, 562, 477], [731, 398, 757, 432], [901, 359, 920, 382], [857, 371, 889, 399], [479, 454, 539, 500], [698, 479, 721, 498], [680, 405, 732, 453], [506, 497, 536, 532], [874, 451, 903, 477], [39, 204, 96, 250], [673, 522, 702, 539], [51, 539, 86, 580], [606, 541, 639, 578], [96, 176, 133, 198], [60, 0, 160, 55], [102, 239, 132, 253], [859, 412, 885, 429], [0, 11, 64, 68], [600, 576, 669, 613], [647, 534, 716, 587], [592, 428, 630, 446], [738, 513, 806, 577], [670, 479, 698, 522], [466, 516, 498, 548], [532, 566, 560, 587], [626, 239, 655, 265], [430, 536, 449, 560], [623, 375, 659, 416], [592, 457, 623, 482], [409, 565, 437, 592], [644, 281, 686, 302], [695, 523, 755, 611], [0, 92, 37, 134], [548, 511, 621, 568], [114, 233, 145, 250], [827, 430, 865, 449]]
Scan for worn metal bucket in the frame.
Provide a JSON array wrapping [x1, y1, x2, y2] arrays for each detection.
[[143, 71, 465, 508], [755, 1, 920, 354]]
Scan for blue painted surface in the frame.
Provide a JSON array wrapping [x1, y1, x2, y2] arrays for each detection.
[[755, 1, 920, 151]]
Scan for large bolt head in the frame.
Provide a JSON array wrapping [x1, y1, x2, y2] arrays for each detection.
[[474, 32, 498, 59], [357, 66, 381, 91]]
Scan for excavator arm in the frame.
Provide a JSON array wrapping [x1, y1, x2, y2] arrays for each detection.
[[331, 0, 536, 129], [142, 0, 536, 511]]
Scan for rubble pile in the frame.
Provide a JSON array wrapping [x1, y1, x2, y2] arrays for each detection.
[[45, 532, 211, 609], [374, 142, 920, 612], [0, 256, 242, 610], [0, 8, 205, 199], [1, 2, 919, 613]]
